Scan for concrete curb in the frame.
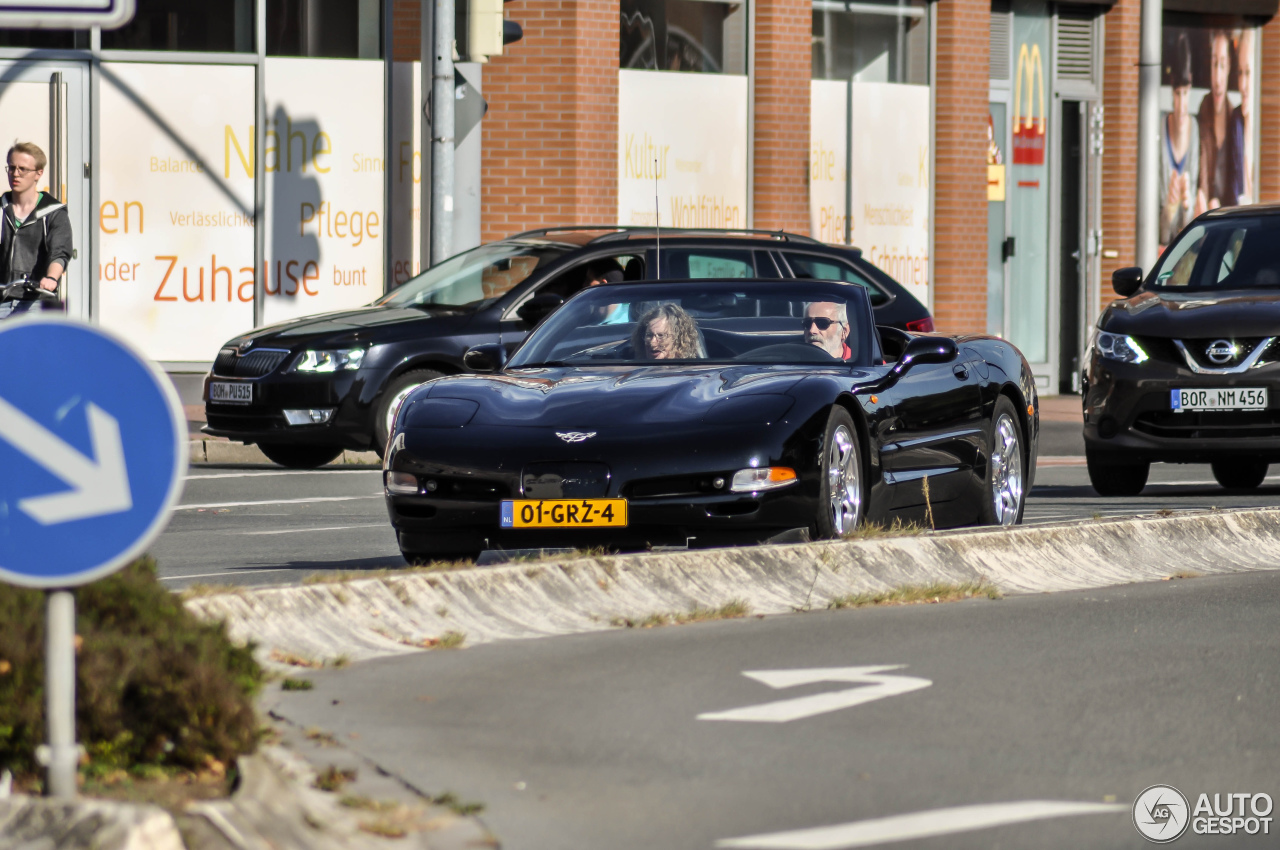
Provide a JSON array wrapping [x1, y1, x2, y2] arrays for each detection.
[[0, 795, 184, 850], [184, 507, 1280, 667], [189, 439, 380, 467]]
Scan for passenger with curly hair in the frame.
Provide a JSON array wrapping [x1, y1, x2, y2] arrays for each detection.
[[631, 303, 702, 359]]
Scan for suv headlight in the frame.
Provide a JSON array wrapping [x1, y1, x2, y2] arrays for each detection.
[[292, 348, 366, 373], [1095, 332, 1148, 364]]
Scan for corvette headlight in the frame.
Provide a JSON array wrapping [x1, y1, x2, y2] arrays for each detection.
[[292, 348, 366, 373], [1095, 332, 1148, 364]]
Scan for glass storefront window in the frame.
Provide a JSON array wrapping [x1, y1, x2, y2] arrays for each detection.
[[268, 0, 384, 58], [621, 0, 748, 74], [0, 30, 90, 49], [811, 0, 929, 84], [102, 0, 255, 52]]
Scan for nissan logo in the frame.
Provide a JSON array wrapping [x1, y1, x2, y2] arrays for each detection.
[[1205, 340, 1237, 365]]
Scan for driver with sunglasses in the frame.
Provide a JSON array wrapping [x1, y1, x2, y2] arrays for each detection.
[[803, 301, 851, 360]]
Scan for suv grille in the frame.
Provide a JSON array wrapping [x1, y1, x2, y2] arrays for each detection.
[[1175, 337, 1269, 371], [212, 348, 290, 378], [1133, 409, 1280, 440]]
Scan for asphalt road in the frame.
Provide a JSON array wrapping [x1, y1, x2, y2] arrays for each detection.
[[152, 455, 1280, 588], [268, 568, 1280, 849]]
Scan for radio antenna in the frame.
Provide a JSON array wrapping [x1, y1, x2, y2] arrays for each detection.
[[654, 157, 661, 280]]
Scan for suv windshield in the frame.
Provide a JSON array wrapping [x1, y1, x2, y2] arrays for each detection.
[[376, 242, 571, 310], [1150, 217, 1280, 290], [508, 280, 876, 368]]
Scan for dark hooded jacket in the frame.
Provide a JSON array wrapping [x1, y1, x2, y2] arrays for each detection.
[[0, 191, 73, 285]]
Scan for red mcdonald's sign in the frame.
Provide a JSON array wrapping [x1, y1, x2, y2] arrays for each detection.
[[1012, 43, 1046, 166]]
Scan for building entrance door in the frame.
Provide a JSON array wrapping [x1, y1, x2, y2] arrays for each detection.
[[0, 61, 90, 319], [1055, 99, 1102, 394]]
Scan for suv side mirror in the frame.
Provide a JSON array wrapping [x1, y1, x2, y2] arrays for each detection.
[[1112, 266, 1144, 297], [463, 343, 506, 373], [516, 292, 564, 326]]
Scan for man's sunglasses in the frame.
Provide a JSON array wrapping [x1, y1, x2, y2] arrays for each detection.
[[803, 317, 844, 331]]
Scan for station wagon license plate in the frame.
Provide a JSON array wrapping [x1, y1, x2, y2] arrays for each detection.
[[209, 381, 253, 405], [1171, 387, 1267, 412], [500, 499, 627, 529]]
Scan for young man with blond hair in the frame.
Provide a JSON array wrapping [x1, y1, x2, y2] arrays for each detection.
[[0, 140, 73, 296]]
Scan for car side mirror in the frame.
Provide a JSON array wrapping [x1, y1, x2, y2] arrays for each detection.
[[1112, 266, 1144, 297], [853, 336, 957, 394], [463, 343, 506, 373], [516, 292, 564, 326]]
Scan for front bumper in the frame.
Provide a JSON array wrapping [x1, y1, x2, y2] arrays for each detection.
[[202, 368, 388, 449], [1083, 351, 1280, 463]]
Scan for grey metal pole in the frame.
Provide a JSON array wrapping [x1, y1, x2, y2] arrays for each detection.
[[45, 590, 77, 798], [420, 0, 433, 269], [1135, 0, 1162, 271], [430, 0, 455, 264]]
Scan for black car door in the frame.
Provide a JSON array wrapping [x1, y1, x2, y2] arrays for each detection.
[[876, 348, 984, 516]]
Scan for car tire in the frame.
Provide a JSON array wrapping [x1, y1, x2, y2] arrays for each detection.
[[812, 406, 863, 539], [977, 396, 1025, 526], [1086, 449, 1149, 496], [257, 443, 344, 469], [1210, 460, 1268, 490], [375, 369, 443, 455]]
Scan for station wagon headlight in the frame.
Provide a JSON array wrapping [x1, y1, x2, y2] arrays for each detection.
[[730, 467, 798, 493], [1095, 332, 1148, 364], [292, 348, 366, 373]]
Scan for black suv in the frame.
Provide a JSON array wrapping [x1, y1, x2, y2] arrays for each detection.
[[203, 227, 934, 467]]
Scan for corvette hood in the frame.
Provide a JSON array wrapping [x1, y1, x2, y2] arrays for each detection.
[[418, 365, 816, 427], [1101, 290, 1280, 337]]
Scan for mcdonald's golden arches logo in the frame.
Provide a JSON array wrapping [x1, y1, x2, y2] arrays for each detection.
[[1012, 43, 1046, 165]]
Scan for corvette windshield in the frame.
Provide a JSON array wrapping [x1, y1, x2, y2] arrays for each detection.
[[376, 241, 570, 310], [1150, 217, 1280, 290], [508, 281, 876, 368]]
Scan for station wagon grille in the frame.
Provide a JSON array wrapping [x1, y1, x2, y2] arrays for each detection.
[[212, 348, 290, 378]]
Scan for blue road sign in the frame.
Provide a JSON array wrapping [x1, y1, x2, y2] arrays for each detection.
[[0, 318, 186, 588]]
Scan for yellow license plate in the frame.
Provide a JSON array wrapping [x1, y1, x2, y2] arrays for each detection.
[[500, 499, 627, 528]]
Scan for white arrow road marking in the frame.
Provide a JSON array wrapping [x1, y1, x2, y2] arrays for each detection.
[[697, 666, 931, 723], [715, 800, 1127, 849], [0, 396, 132, 525]]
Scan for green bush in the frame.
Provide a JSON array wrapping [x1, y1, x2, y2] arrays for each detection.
[[0, 558, 263, 780]]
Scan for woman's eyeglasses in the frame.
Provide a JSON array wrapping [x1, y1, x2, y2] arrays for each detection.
[[644, 331, 672, 344], [803, 317, 843, 331]]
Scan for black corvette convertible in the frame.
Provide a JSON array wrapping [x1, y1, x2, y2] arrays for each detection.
[[382, 279, 1039, 560]]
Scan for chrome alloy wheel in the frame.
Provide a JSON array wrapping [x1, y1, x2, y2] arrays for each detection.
[[827, 424, 862, 534], [990, 413, 1024, 526]]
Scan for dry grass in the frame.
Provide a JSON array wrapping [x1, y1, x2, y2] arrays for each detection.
[[402, 630, 467, 650], [178, 583, 245, 600], [828, 581, 1002, 610], [840, 519, 928, 541], [269, 649, 323, 668], [610, 599, 750, 629], [280, 677, 313, 692], [312, 765, 357, 792], [340, 794, 400, 812], [1167, 570, 1203, 580], [304, 727, 338, 746]]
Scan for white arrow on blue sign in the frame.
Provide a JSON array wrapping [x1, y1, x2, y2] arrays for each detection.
[[0, 318, 186, 588]]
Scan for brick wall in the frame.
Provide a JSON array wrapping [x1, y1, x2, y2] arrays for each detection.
[[1099, 0, 1140, 311], [479, 0, 618, 242], [1258, 17, 1280, 203], [931, 0, 989, 334], [752, 0, 811, 233], [391, 0, 420, 62]]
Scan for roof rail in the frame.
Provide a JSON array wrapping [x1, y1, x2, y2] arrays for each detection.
[[506, 225, 824, 244]]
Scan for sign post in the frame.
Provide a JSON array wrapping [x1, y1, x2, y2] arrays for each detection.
[[0, 317, 186, 797]]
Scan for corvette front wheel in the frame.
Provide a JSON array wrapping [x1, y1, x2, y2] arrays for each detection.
[[813, 407, 863, 539]]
